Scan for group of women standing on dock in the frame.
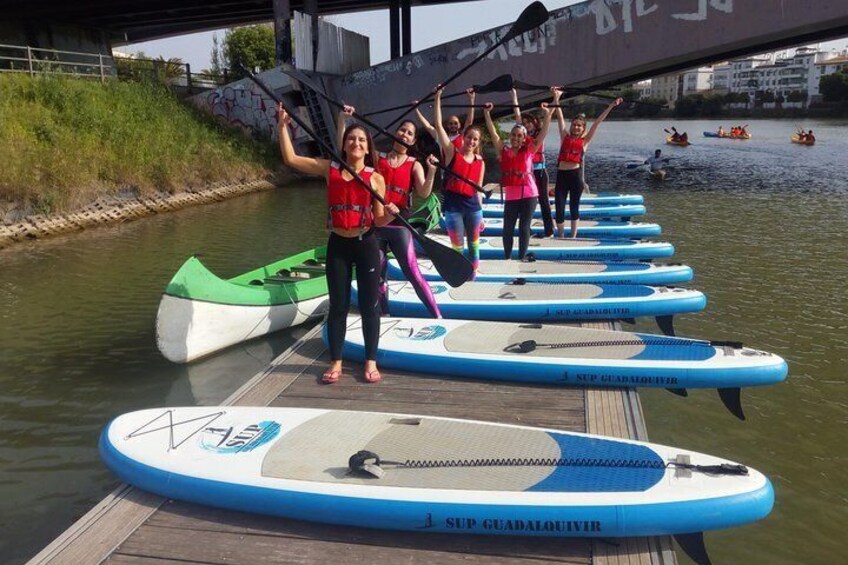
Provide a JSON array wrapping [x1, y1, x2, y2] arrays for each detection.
[[276, 85, 622, 385]]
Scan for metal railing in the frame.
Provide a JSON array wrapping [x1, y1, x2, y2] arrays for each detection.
[[0, 44, 231, 94], [0, 43, 114, 81]]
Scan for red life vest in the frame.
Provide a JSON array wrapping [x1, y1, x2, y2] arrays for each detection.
[[500, 144, 538, 200], [531, 139, 545, 165], [558, 135, 585, 164], [376, 152, 416, 210], [327, 161, 374, 230], [444, 153, 483, 198], [440, 134, 465, 162]]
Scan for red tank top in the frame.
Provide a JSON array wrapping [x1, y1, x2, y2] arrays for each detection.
[[327, 162, 374, 230], [376, 152, 416, 210], [558, 135, 584, 164], [444, 153, 483, 198]]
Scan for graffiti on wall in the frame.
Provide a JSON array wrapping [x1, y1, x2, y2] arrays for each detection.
[[456, 20, 557, 62], [587, 0, 733, 35], [199, 83, 277, 138]]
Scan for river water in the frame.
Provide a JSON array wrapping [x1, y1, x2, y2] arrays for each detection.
[[1, 119, 846, 564]]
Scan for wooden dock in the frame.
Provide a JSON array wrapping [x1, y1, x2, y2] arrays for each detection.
[[29, 321, 677, 565]]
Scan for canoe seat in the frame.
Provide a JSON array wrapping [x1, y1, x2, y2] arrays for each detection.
[[262, 269, 312, 284], [291, 263, 326, 275]]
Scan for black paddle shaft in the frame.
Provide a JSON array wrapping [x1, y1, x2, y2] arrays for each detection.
[[242, 67, 474, 287], [383, 1, 549, 130], [280, 67, 493, 198], [364, 74, 514, 118]]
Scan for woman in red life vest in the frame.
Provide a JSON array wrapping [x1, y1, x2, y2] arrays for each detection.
[[433, 86, 486, 277], [511, 87, 556, 238], [483, 95, 555, 260], [337, 106, 442, 318], [277, 103, 395, 385], [554, 96, 623, 238], [414, 88, 476, 160]]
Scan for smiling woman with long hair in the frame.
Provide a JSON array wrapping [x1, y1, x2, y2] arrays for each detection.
[[554, 95, 623, 239], [277, 103, 394, 385]]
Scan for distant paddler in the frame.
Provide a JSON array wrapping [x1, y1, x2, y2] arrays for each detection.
[[644, 149, 669, 181]]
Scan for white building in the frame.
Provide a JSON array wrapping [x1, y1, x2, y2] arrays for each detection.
[[729, 55, 773, 102], [810, 51, 848, 103], [681, 66, 714, 95], [649, 74, 680, 107], [710, 63, 732, 93]]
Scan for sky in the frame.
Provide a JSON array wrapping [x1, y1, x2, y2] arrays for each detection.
[[121, 0, 848, 72]]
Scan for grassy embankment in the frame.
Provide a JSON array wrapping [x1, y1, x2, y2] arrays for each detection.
[[0, 74, 279, 214]]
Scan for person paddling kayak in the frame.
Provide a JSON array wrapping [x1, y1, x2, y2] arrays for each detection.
[[645, 149, 668, 181]]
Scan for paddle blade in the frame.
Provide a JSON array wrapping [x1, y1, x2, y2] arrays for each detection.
[[414, 233, 474, 287], [506, 2, 550, 41], [474, 74, 514, 93]]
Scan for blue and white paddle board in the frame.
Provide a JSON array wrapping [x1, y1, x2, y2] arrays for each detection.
[[471, 218, 661, 239], [427, 234, 674, 261], [101, 406, 774, 538], [342, 316, 788, 389], [485, 191, 644, 206], [387, 258, 694, 286], [355, 280, 706, 321], [481, 202, 646, 220]]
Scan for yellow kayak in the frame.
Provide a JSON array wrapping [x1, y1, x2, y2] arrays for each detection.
[[791, 134, 815, 146], [665, 136, 690, 147]]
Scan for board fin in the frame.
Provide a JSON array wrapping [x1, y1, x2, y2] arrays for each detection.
[[674, 532, 712, 565], [656, 315, 675, 336], [666, 388, 688, 397], [718, 387, 746, 420]]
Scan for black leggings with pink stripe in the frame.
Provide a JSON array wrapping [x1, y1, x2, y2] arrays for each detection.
[[377, 222, 442, 319]]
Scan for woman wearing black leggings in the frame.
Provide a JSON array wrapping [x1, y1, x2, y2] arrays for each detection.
[[277, 103, 397, 385], [484, 92, 554, 259], [554, 95, 623, 238]]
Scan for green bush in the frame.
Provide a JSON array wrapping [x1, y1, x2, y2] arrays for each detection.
[[0, 74, 277, 213]]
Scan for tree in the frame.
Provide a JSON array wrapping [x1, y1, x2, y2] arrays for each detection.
[[222, 25, 276, 79], [787, 90, 806, 103], [819, 71, 848, 102], [210, 32, 224, 75]]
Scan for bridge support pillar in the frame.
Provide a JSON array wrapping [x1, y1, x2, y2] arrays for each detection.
[[389, 0, 400, 59], [401, 0, 411, 56], [273, 0, 293, 66]]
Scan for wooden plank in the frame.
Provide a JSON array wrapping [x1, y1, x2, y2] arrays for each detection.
[[28, 324, 325, 565], [110, 502, 591, 565], [35, 317, 672, 565]]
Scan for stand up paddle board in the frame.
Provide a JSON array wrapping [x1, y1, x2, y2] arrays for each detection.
[[486, 191, 644, 206], [388, 258, 694, 286], [427, 234, 674, 261], [101, 407, 773, 540], [442, 218, 662, 239], [356, 280, 706, 323], [482, 202, 646, 220], [341, 315, 787, 417]]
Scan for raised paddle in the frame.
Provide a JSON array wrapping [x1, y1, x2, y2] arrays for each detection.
[[363, 74, 514, 117], [279, 67, 494, 199], [241, 67, 474, 287], [383, 1, 549, 130]]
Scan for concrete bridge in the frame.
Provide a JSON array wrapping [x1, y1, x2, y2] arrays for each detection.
[[327, 0, 848, 127]]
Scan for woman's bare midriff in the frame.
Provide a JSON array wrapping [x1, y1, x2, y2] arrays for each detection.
[[557, 161, 581, 171], [331, 227, 370, 238]]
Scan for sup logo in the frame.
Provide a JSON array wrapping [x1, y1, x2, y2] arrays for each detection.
[[407, 325, 447, 341], [200, 420, 281, 454]]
